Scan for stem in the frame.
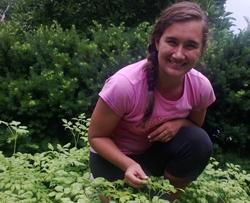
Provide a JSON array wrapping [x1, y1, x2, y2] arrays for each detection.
[[148, 186, 152, 201], [73, 135, 77, 148], [6, 124, 17, 154], [76, 134, 80, 147], [72, 131, 77, 147], [13, 137, 17, 154], [7, 125, 14, 135], [155, 189, 165, 199], [219, 195, 226, 203]]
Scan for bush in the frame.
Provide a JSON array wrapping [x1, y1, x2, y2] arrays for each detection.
[[87, 21, 150, 107], [179, 158, 250, 203], [0, 21, 151, 151], [202, 28, 250, 152], [0, 115, 249, 202], [0, 1, 249, 153], [0, 22, 99, 149], [9, 0, 173, 30], [0, 146, 249, 202], [8, 0, 230, 32]]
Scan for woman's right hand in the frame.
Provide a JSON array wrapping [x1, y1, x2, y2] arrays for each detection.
[[89, 99, 148, 188], [124, 163, 148, 188]]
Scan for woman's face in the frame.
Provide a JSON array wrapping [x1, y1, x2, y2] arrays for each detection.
[[155, 20, 203, 79]]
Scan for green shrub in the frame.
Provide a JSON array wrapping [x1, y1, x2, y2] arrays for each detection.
[[0, 120, 29, 155], [87, 21, 150, 106], [0, 21, 151, 152], [0, 22, 99, 150], [9, 0, 173, 30], [202, 28, 250, 152], [0, 146, 249, 202], [0, 2, 249, 153], [0, 115, 249, 202], [62, 113, 90, 148], [7, 0, 230, 32], [179, 158, 250, 203]]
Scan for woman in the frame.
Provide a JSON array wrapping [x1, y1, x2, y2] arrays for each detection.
[[88, 1, 215, 201]]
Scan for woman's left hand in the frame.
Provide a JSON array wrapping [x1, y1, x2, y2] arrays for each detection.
[[147, 119, 184, 143]]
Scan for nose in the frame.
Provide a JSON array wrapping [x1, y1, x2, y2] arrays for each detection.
[[172, 45, 185, 61]]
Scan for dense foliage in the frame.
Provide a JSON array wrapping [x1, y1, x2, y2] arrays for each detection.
[[0, 21, 150, 152], [0, 21, 98, 148], [203, 28, 250, 152], [0, 0, 249, 153], [0, 116, 249, 203], [2, 0, 175, 30], [1, 147, 249, 203], [0, 0, 249, 202]]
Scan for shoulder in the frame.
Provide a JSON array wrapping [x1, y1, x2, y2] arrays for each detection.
[[115, 59, 147, 85], [98, 59, 147, 116], [186, 68, 216, 109], [103, 59, 147, 91], [187, 68, 213, 89]]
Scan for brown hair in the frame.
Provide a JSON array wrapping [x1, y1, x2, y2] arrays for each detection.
[[142, 1, 209, 124]]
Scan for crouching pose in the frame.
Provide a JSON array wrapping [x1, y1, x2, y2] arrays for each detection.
[[88, 1, 215, 201]]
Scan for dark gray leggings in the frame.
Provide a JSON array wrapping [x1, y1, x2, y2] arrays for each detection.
[[90, 126, 213, 181]]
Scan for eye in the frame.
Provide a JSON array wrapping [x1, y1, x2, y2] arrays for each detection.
[[166, 39, 178, 47], [185, 42, 199, 50]]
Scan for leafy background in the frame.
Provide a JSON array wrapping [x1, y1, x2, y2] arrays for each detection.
[[0, 115, 249, 202], [0, 0, 249, 202]]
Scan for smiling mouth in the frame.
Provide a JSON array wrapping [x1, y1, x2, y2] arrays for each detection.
[[168, 59, 187, 68]]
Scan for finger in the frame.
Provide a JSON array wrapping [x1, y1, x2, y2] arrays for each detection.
[[125, 169, 148, 188], [148, 128, 161, 139], [148, 123, 166, 139], [148, 128, 166, 140], [162, 134, 173, 142], [136, 167, 148, 179], [125, 174, 145, 188], [124, 179, 140, 188], [150, 130, 168, 142]]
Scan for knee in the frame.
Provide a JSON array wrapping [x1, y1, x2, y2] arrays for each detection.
[[181, 126, 213, 160], [163, 126, 213, 181]]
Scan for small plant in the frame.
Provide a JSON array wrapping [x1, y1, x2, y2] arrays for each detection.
[[0, 141, 249, 202], [178, 158, 250, 203], [145, 176, 178, 201], [1, 115, 249, 202], [62, 113, 90, 148], [89, 176, 177, 203], [0, 120, 29, 154]]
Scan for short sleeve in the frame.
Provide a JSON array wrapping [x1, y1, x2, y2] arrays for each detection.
[[99, 74, 134, 117], [195, 77, 216, 110]]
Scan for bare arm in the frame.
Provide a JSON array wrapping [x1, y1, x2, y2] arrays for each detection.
[[88, 98, 147, 187], [187, 109, 207, 127]]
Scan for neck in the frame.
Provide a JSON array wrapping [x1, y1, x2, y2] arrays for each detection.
[[157, 74, 185, 100], [158, 73, 184, 89]]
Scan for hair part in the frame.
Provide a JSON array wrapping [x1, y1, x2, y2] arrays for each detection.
[[142, 1, 209, 124]]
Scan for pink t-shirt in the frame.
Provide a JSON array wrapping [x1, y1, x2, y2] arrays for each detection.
[[98, 59, 216, 155]]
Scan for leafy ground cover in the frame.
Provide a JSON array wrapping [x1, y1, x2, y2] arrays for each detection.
[[0, 144, 249, 203], [0, 115, 249, 202]]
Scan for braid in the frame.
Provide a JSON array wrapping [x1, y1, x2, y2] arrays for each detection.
[[141, 1, 209, 125], [142, 44, 158, 124]]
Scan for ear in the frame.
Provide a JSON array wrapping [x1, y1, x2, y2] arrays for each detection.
[[155, 38, 160, 51]]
